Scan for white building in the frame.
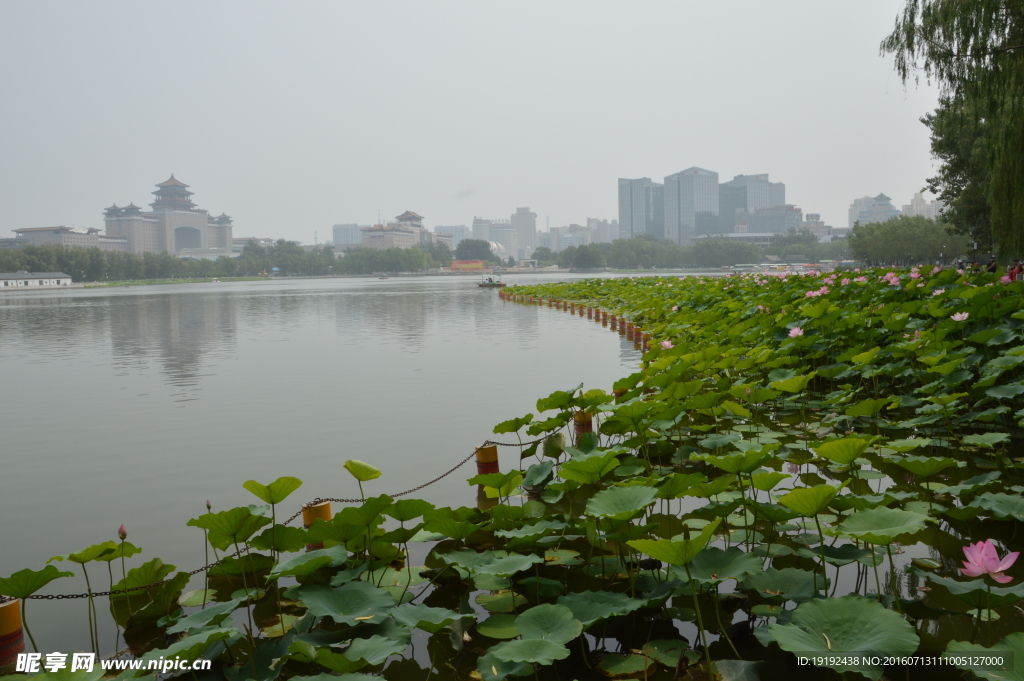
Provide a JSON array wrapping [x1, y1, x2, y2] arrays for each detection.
[[1, 271, 73, 289], [664, 167, 719, 245], [511, 207, 537, 251], [851, 194, 902, 225], [490, 227, 519, 262], [332, 224, 368, 247], [13, 226, 128, 252], [902, 192, 945, 220]]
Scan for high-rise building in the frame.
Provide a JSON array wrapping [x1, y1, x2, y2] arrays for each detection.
[[747, 205, 803, 233], [618, 178, 664, 240], [587, 218, 619, 243], [511, 208, 537, 250], [851, 194, 902, 226], [716, 174, 786, 234], [902, 192, 945, 220], [435, 225, 469, 249], [490, 227, 519, 262], [332, 224, 367, 247], [664, 167, 718, 245]]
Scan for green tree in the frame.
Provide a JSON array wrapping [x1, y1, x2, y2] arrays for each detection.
[[531, 246, 556, 263], [687, 238, 764, 267], [455, 239, 494, 262], [882, 0, 1024, 253], [848, 215, 969, 265]]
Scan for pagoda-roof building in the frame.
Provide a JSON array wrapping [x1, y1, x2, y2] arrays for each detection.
[[122, 203, 142, 215], [151, 174, 196, 211], [156, 175, 189, 188], [395, 211, 424, 221]]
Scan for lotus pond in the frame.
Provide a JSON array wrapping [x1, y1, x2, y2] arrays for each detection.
[[2, 266, 1024, 681]]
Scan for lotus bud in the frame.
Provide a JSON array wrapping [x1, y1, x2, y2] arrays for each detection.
[[206, 499, 212, 511], [118, 524, 127, 540], [543, 432, 566, 459]]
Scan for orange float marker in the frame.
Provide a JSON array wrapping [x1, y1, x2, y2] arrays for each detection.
[[475, 445, 499, 475], [0, 599, 24, 669], [302, 501, 332, 550]]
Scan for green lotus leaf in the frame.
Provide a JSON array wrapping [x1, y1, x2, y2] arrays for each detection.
[[49, 541, 117, 565], [778, 484, 838, 517], [474, 553, 545, 577], [249, 525, 309, 553], [341, 635, 407, 666], [596, 654, 657, 678], [944, 632, 1024, 681], [923, 572, 1024, 609], [92, 541, 142, 563], [543, 549, 582, 566], [390, 604, 469, 633], [770, 372, 816, 393], [655, 473, 708, 499], [314, 648, 366, 674], [973, 492, 1024, 521], [494, 518, 567, 540], [838, 507, 928, 545], [699, 432, 742, 450], [685, 474, 737, 498], [627, 518, 721, 567], [382, 498, 435, 522], [442, 549, 510, 570], [794, 543, 884, 567], [293, 581, 394, 625], [477, 651, 533, 681], [493, 413, 533, 434], [685, 546, 763, 584], [557, 590, 645, 628], [963, 432, 1010, 449], [713, 660, 764, 681], [187, 506, 273, 547], [514, 604, 582, 644], [177, 589, 215, 607], [0, 565, 74, 599], [468, 470, 522, 490], [765, 595, 919, 680], [767, 368, 796, 382], [476, 614, 519, 639], [845, 398, 892, 417], [886, 437, 932, 452], [242, 476, 303, 504], [558, 450, 620, 485], [851, 346, 881, 364], [641, 639, 689, 667], [490, 638, 570, 665], [137, 627, 241, 668], [344, 459, 382, 481], [696, 449, 768, 474], [750, 472, 789, 492], [585, 485, 658, 519], [166, 597, 242, 634], [892, 455, 959, 478], [748, 502, 801, 523], [423, 518, 481, 540], [476, 590, 528, 613], [814, 438, 870, 465], [741, 567, 825, 603], [268, 545, 348, 579]]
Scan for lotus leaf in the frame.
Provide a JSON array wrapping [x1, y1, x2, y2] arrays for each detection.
[[963, 432, 1010, 448], [187, 506, 272, 548], [0, 565, 74, 599], [596, 654, 657, 678], [476, 590, 528, 613], [892, 455, 959, 477], [627, 518, 721, 567], [838, 507, 928, 544], [684, 547, 762, 585], [923, 572, 1024, 609], [390, 603, 468, 633], [49, 541, 117, 565], [641, 639, 688, 667], [137, 627, 241, 668], [557, 590, 645, 628], [343, 459, 382, 481], [166, 597, 242, 634], [242, 476, 303, 504], [293, 581, 394, 625], [585, 485, 658, 519], [766, 595, 919, 680], [477, 651, 533, 681], [973, 492, 1024, 521], [543, 549, 582, 566], [558, 450, 620, 485], [490, 638, 570, 665], [778, 484, 838, 517], [944, 632, 1024, 681], [741, 567, 824, 603], [382, 498, 435, 522], [814, 438, 870, 465], [268, 545, 348, 578]]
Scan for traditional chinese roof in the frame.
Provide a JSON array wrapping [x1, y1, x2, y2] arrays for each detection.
[[104, 204, 120, 211], [395, 211, 424, 221], [157, 174, 189, 188]]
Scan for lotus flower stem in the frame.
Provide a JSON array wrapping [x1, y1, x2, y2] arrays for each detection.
[[885, 544, 903, 614], [712, 588, 741, 659], [21, 601, 39, 653], [81, 565, 97, 654], [870, 546, 883, 603]]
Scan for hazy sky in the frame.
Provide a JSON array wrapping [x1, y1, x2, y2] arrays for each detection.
[[0, 1, 938, 242]]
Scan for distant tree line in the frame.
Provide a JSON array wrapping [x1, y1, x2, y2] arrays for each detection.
[[848, 215, 969, 266], [0, 239, 456, 282]]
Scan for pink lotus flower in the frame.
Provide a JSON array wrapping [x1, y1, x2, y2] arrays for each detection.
[[1001, 275, 1012, 284], [957, 269, 965, 275], [118, 524, 127, 540], [805, 290, 819, 297], [671, 305, 678, 311], [855, 276, 868, 283], [961, 540, 1018, 583], [660, 340, 673, 349], [932, 289, 945, 296], [841, 278, 850, 286], [788, 327, 804, 338], [951, 312, 969, 322]]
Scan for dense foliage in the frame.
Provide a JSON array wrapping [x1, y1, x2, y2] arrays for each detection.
[[4, 268, 1024, 681], [0, 240, 454, 282], [883, 0, 1024, 253], [849, 216, 971, 265]]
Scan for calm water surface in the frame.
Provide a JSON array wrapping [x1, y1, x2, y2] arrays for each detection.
[[0, 274, 642, 649]]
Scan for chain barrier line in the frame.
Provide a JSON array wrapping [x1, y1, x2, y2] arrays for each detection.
[[1, 437, 547, 604]]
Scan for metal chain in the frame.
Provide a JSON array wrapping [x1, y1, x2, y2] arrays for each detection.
[[1, 437, 547, 604]]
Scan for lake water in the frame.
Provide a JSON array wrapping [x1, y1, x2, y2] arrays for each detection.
[[0, 274, 642, 651]]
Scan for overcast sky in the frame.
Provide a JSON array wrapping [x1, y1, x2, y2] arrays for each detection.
[[0, 1, 937, 242]]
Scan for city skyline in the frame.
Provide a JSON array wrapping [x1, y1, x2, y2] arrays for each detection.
[[0, 3, 939, 245]]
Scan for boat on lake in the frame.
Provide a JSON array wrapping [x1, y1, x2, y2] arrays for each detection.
[[478, 274, 506, 288]]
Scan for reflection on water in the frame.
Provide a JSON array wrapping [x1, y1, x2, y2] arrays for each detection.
[[0, 275, 640, 652]]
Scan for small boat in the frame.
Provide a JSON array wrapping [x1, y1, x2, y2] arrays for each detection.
[[378, 276, 388, 279], [478, 274, 506, 288]]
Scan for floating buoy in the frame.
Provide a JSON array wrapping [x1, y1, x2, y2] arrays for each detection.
[[475, 445, 499, 475], [302, 501, 332, 550], [587, 307, 593, 319], [0, 599, 24, 669]]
